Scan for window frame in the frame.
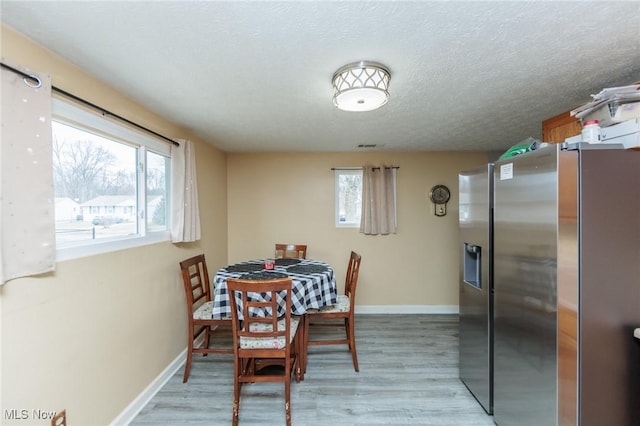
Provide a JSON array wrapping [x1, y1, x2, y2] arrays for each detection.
[[52, 97, 172, 261], [334, 168, 363, 228]]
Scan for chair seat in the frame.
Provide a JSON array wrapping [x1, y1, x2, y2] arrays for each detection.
[[308, 294, 350, 314], [193, 300, 214, 320], [240, 317, 300, 349]]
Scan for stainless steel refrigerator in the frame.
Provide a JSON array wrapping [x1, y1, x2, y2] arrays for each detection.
[[492, 143, 640, 426], [458, 163, 494, 414]]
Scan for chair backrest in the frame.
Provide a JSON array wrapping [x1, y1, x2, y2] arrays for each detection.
[[275, 244, 307, 259], [179, 254, 212, 310], [227, 277, 294, 354], [345, 251, 362, 305]]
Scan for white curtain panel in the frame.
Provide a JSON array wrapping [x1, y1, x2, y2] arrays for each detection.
[[360, 165, 397, 235], [0, 66, 55, 284], [170, 139, 201, 243]]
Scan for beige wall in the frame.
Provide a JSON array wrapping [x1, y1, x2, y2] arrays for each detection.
[[227, 151, 488, 307], [0, 26, 228, 425]]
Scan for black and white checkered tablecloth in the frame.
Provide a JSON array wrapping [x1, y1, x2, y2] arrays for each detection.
[[212, 258, 337, 319]]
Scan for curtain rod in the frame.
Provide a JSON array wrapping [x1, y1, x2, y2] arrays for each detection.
[[331, 166, 399, 170], [1, 62, 179, 147]]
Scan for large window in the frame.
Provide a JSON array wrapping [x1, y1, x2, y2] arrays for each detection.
[[52, 98, 171, 259], [335, 169, 362, 227]]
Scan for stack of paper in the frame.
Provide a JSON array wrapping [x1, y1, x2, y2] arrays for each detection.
[[571, 83, 640, 120]]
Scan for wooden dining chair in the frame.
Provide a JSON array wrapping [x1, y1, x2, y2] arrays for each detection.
[[274, 243, 307, 259], [179, 254, 233, 383], [227, 277, 301, 426], [305, 251, 362, 372]]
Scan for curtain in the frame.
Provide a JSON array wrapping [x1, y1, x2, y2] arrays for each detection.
[[1, 66, 55, 284], [170, 139, 201, 242], [360, 165, 397, 235]]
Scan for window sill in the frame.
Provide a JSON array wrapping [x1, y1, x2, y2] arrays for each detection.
[[56, 231, 171, 262], [336, 223, 360, 229]]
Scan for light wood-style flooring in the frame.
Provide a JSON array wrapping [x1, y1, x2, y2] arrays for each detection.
[[131, 314, 495, 425]]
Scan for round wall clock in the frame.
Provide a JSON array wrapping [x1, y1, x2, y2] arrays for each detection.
[[429, 185, 451, 216]]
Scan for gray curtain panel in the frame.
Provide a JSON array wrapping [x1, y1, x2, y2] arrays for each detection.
[[360, 165, 397, 235]]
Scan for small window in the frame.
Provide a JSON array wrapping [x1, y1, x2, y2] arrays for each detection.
[[52, 98, 171, 260], [335, 169, 362, 228]]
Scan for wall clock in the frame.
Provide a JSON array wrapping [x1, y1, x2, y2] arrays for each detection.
[[429, 184, 451, 217]]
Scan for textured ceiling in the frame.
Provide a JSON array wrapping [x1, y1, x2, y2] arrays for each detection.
[[1, 1, 639, 153]]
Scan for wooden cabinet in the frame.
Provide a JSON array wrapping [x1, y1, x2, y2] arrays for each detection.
[[542, 110, 581, 143]]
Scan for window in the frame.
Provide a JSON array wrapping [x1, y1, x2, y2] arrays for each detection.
[[335, 169, 362, 227], [52, 98, 171, 260]]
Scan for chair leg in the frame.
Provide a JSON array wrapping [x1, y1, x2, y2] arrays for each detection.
[[183, 328, 195, 383], [203, 326, 211, 356], [232, 360, 241, 426], [285, 374, 292, 426], [292, 336, 300, 383], [303, 317, 309, 374], [347, 317, 359, 372], [297, 317, 305, 380]]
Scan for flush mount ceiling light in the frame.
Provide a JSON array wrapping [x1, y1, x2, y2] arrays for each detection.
[[332, 61, 391, 112]]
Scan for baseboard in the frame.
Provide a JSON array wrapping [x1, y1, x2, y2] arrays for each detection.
[[355, 305, 459, 314], [109, 337, 200, 426]]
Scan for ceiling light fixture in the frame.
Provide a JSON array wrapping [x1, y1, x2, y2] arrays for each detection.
[[332, 61, 391, 112]]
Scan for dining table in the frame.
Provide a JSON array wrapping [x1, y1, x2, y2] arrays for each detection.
[[212, 257, 338, 379]]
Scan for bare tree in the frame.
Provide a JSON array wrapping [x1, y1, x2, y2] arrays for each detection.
[[52, 138, 118, 202], [146, 168, 166, 195], [339, 174, 362, 221], [103, 169, 136, 196]]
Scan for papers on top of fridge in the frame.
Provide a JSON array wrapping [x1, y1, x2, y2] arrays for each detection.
[[571, 83, 640, 126]]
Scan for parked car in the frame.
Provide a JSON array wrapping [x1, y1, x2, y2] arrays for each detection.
[[92, 216, 123, 226]]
